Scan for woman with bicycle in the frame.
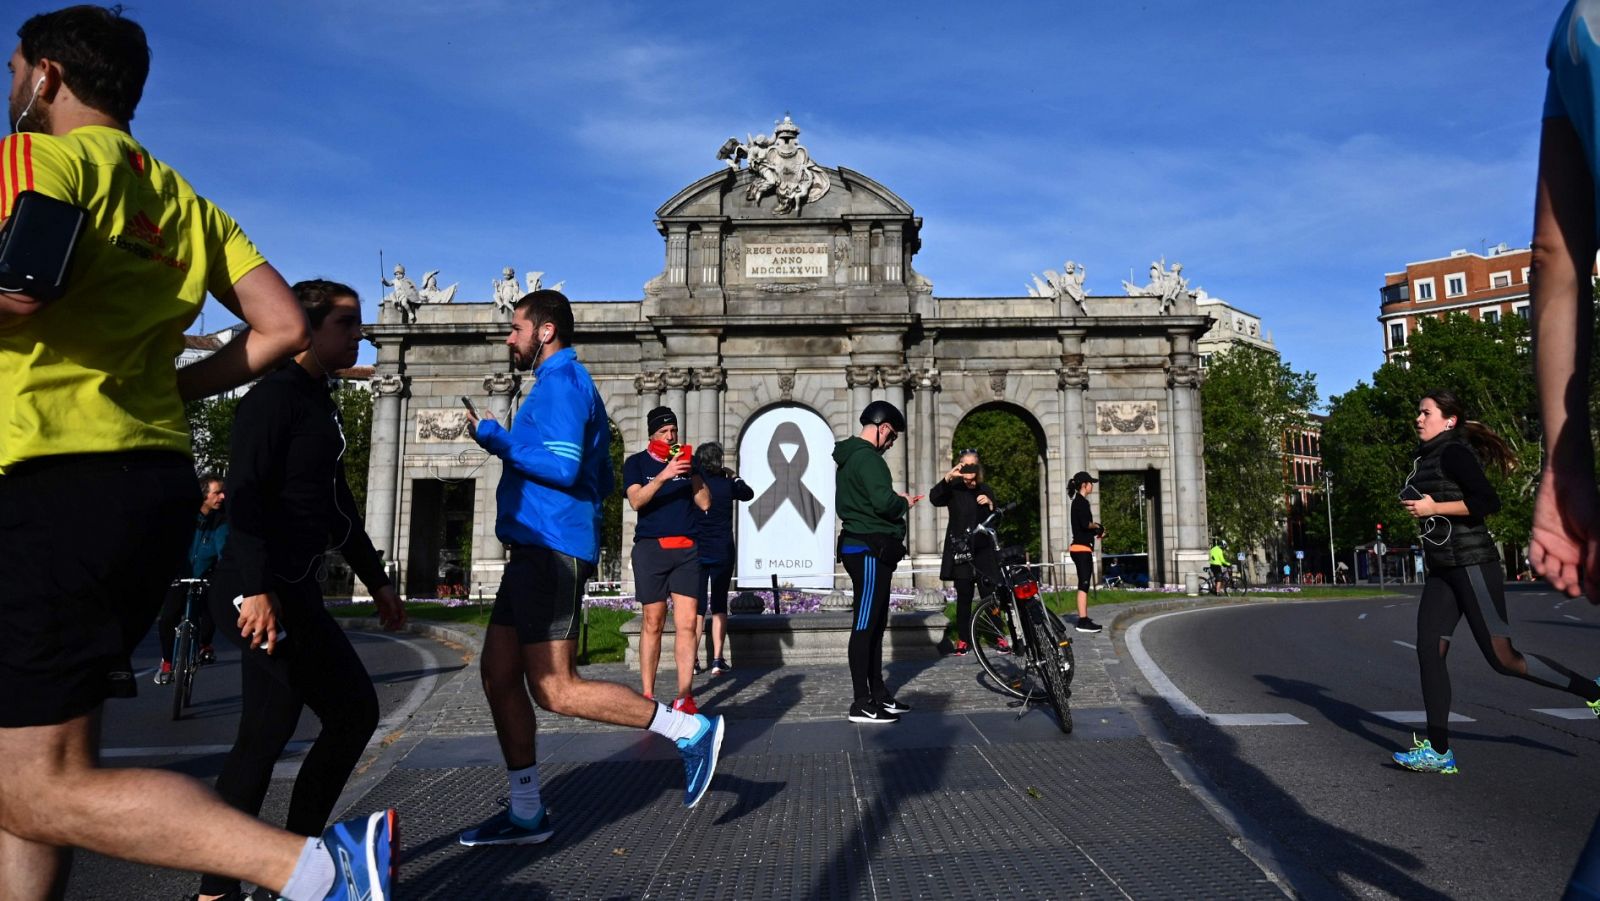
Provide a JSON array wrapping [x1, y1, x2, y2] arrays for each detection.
[[1391, 389, 1600, 776], [929, 448, 996, 656], [193, 280, 405, 901], [1067, 472, 1104, 633]]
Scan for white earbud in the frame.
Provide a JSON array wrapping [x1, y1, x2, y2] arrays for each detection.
[[13, 77, 45, 134]]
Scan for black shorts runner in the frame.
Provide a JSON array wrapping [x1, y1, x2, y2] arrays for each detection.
[[491, 545, 593, 644], [0, 451, 197, 727], [632, 538, 700, 604]]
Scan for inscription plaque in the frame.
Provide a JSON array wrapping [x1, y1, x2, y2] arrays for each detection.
[[744, 242, 830, 279]]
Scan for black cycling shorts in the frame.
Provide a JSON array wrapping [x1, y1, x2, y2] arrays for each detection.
[[491, 545, 593, 644], [0, 452, 196, 727]]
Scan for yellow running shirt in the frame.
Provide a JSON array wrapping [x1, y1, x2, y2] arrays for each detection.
[[0, 126, 265, 472]]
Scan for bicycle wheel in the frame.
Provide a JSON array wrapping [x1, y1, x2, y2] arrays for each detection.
[[1230, 574, 1249, 598], [170, 623, 193, 721], [1025, 603, 1074, 734], [970, 598, 1028, 699]]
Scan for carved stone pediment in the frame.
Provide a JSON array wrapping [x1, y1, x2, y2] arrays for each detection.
[[415, 409, 473, 442], [1096, 401, 1160, 435]]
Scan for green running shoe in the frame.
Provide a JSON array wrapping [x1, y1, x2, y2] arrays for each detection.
[[1393, 734, 1458, 774], [1588, 678, 1600, 718]]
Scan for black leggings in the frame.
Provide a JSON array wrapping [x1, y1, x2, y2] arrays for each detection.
[[1071, 552, 1094, 593], [842, 549, 897, 706], [1416, 562, 1600, 751], [198, 570, 380, 896], [157, 581, 215, 661], [953, 578, 976, 646]]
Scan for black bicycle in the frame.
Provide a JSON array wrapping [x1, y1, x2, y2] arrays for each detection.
[[964, 504, 1075, 733], [169, 577, 208, 720]]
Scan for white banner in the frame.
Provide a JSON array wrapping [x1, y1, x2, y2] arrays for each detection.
[[736, 405, 837, 589]]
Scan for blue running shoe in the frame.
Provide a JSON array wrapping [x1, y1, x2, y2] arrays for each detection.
[[1392, 735, 1458, 774], [320, 808, 397, 901], [676, 713, 724, 808], [458, 806, 555, 847]]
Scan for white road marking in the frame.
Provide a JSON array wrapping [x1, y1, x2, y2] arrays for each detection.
[[1565, 614, 1583, 622], [1533, 708, 1597, 720], [1359, 613, 1368, 620], [1394, 640, 1417, 650], [1125, 606, 1307, 726], [1372, 711, 1474, 724]]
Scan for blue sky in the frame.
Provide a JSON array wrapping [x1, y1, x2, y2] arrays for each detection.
[[88, 0, 1557, 402]]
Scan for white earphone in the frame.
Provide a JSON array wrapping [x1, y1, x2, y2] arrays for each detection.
[[13, 77, 45, 133]]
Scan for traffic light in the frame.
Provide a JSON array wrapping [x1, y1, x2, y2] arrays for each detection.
[[1375, 523, 1384, 542]]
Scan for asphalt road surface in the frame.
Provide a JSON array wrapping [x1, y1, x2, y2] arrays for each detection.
[[1126, 584, 1600, 900]]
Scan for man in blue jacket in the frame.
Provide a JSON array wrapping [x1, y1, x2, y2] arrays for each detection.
[[461, 290, 725, 847], [154, 474, 229, 683]]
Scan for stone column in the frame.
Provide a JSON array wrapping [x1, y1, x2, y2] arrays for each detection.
[[694, 367, 724, 446], [367, 373, 408, 583], [472, 371, 519, 594], [1058, 346, 1089, 565], [666, 226, 689, 285], [662, 368, 691, 438], [913, 365, 941, 557], [846, 365, 876, 424], [634, 369, 663, 426], [881, 363, 910, 489], [685, 379, 702, 443], [1169, 334, 1206, 585]]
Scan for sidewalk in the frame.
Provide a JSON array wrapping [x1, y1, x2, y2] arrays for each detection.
[[338, 601, 1288, 899]]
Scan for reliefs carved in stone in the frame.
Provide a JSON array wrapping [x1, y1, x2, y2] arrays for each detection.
[[716, 115, 831, 215], [777, 369, 796, 401], [989, 370, 1008, 398], [759, 283, 811, 293], [1096, 401, 1160, 435], [1168, 363, 1202, 389], [373, 373, 408, 397], [1121, 258, 1194, 313], [415, 409, 473, 442], [483, 371, 520, 396], [722, 240, 742, 267], [1027, 261, 1088, 314], [634, 370, 664, 396], [1058, 366, 1089, 391], [880, 365, 912, 391], [845, 365, 878, 390], [692, 367, 726, 391], [917, 366, 941, 391], [662, 368, 693, 391]]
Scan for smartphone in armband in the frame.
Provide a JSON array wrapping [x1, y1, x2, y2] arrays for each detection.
[[232, 595, 288, 643], [0, 191, 88, 301]]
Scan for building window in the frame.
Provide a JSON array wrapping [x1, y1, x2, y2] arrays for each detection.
[[1491, 271, 1511, 289], [1389, 321, 1406, 348], [1515, 303, 1530, 321], [1523, 267, 1531, 283], [1415, 278, 1435, 302], [1445, 273, 1467, 297], [1482, 308, 1500, 324]]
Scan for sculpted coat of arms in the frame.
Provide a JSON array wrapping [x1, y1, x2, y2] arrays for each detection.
[[717, 115, 832, 214]]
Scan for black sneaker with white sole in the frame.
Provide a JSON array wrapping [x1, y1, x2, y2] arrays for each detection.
[[1075, 617, 1102, 633], [877, 697, 910, 715], [847, 702, 899, 724]]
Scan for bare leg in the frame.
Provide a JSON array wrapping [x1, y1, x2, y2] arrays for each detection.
[[0, 832, 68, 900], [1076, 589, 1089, 620], [480, 624, 540, 769], [671, 594, 699, 699], [711, 612, 727, 661], [693, 614, 706, 668], [0, 712, 304, 899], [639, 602, 666, 698], [524, 640, 656, 728]]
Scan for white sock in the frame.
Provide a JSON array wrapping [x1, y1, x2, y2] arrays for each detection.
[[507, 763, 542, 822], [647, 701, 702, 742], [279, 836, 335, 901]]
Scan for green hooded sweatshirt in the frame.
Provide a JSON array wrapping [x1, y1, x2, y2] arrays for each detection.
[[833, 436, 908, 538]]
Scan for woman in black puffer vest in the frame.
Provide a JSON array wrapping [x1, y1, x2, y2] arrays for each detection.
[[1392, 389, 1600, 776]]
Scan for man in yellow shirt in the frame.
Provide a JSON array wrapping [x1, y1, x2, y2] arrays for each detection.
[[0, 7, 395, 900]]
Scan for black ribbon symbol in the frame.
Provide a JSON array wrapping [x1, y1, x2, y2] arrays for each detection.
[[750, 421, 825, 531]]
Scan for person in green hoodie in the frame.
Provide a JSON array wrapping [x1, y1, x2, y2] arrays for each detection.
[[834, 400, 921, 723]]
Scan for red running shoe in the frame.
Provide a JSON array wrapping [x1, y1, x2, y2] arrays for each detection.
[[953, 640, 969, 657], [996, 637, 1012, 655], [673, 695, 699, 715]]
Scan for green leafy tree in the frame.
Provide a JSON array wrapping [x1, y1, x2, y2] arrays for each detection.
[[184, 394, 241, 476], [602, 421, 625, 580], [951, 407, 1042, 557], [1097, 472, 1147, 554], [334, 382, 374, 513], [1200, 345, 1319, 575]]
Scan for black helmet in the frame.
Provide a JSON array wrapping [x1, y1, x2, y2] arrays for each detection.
[[859, 400, 906, 432]]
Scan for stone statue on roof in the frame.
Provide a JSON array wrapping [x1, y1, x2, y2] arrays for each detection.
[[1027, 260, 1089, 314], [1122, 258, 1193, 313], [717, 115, 831, 215]]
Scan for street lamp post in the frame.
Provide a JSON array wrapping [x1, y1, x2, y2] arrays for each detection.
[[1323, 468, 1336, 583]]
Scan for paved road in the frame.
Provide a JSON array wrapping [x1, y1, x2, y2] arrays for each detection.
[[1123, 585, 1600, 899], [65, 623, 468, 898]]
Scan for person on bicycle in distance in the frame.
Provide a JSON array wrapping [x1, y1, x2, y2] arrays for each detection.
[[929, 448, 995, 657], [835, 400, 919, 723], [155, 474, 228, 684], [194, 280, 406, 901], [1067, 472, 1103, 633], [691, 441, 752, 676], [1209, 539, 1228, 595], [1390, 389, 1600, 776]]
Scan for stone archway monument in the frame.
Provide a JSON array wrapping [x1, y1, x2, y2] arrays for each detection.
[[362, 116, 1214, 610]]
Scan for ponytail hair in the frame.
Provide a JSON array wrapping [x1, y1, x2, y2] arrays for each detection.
[[1068, 476, 1083, 499], [1423, 388, 1516, 476]]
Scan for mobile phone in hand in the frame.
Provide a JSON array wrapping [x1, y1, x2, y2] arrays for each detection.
[[1399, 484, 1423, 502], [232, 595, 288, 642], [460, 396, 477, 418]]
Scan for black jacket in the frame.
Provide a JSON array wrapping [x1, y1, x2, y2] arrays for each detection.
[[929, 477, 996, 581], [1405, 428, 1501, 569], [219, 362, 390, 598]]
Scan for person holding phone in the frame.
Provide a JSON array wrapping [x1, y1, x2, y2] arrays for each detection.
[[929, 448, 996, 656], [1390, 389, 1600, 776], [193, 279, 406, 901], [691, 442, 753, 675], [834, 400, 918, 723]]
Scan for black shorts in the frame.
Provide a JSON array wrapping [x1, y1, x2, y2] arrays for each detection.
[[1071, 551, 1094, 592], [0, 451, 197, 727], [697, 559, 734, 616], [491, 546, 593, 644], [632, 538, 700, 605]]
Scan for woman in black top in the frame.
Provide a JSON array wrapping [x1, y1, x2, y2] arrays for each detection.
[[929, 449, 996, 656], [691, 442, 753, 675], [1392, 390, 1600, 776], [1067, 472, 1103, 633], [195, 281, 405, 900]]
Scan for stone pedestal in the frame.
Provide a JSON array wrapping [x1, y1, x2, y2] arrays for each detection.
[[621, 611, 948, 668]]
